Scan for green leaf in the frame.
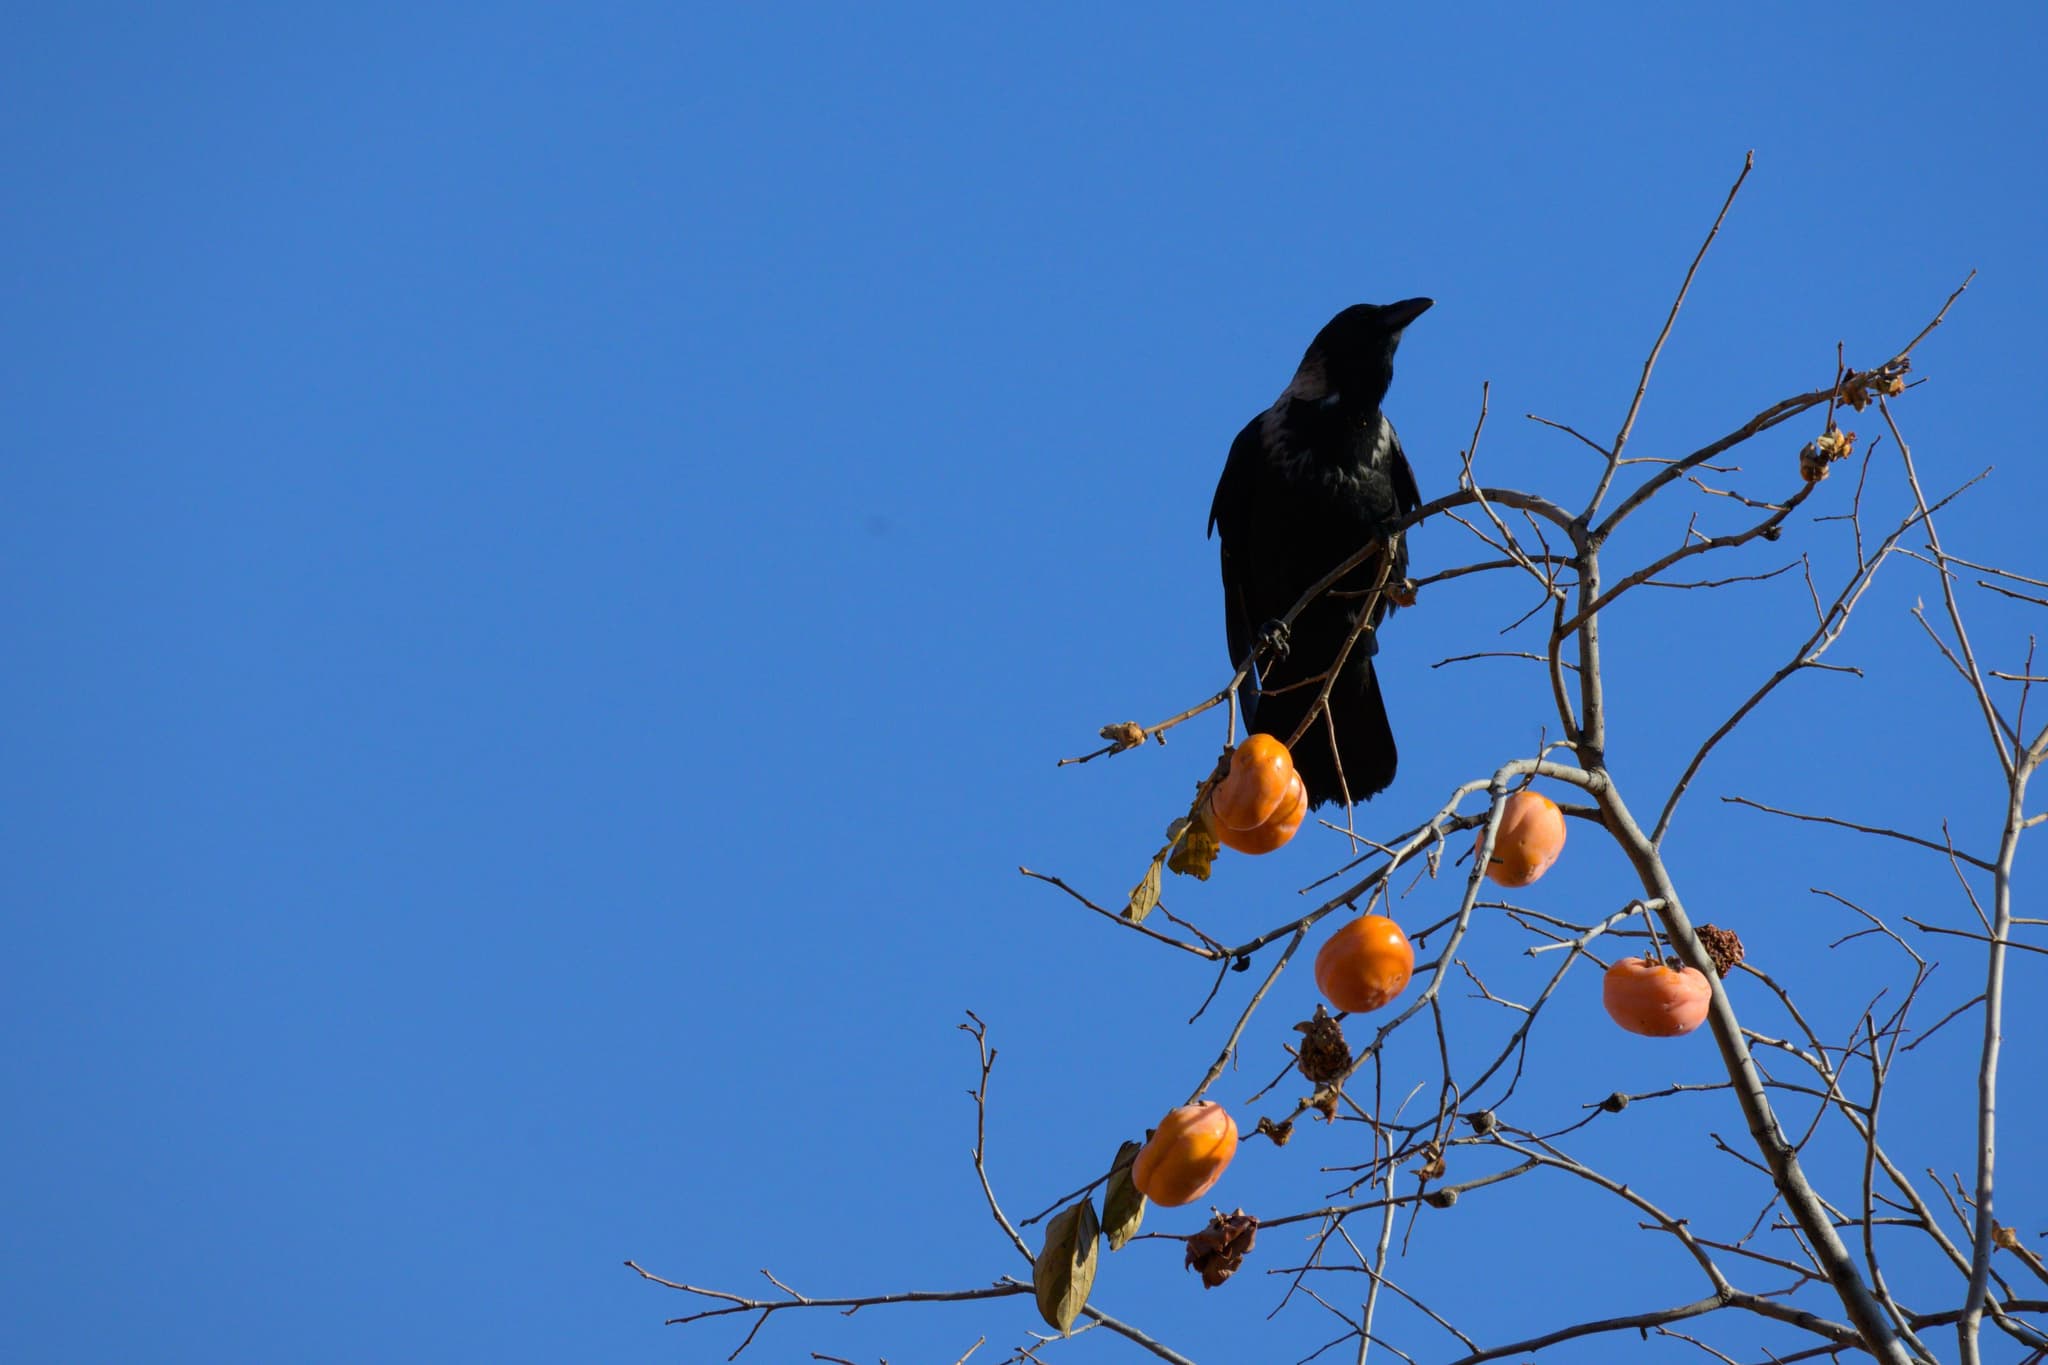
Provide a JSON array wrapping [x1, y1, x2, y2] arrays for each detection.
[[1033, 1197, 1100, 1334], [1102, 1140, 1147, 1251], [1125, 853, 1164, 923]]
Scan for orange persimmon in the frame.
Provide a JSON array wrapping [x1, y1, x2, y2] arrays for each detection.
[[1313, 915, 1414, 1014], [1131, 1101, 1239, 1207], [1602, 957, 1711, 1037], [1477, 790, 1567, 887], [1213, 770, 1307, 854], [1210, 735, 1297, 832]]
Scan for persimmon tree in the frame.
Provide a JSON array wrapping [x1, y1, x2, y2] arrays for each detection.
[[629, 155, 2046, 1365]]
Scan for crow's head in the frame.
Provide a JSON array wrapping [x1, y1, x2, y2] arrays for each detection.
[[1290, 298, 1433, 413]]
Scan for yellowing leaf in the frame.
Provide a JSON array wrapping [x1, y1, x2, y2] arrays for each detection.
[[1034, 1198, 1100, 1334], [1125, 854, 1163, 923], [1102, 1141, 1146, 1251], [1168, 817, 1219, 881]]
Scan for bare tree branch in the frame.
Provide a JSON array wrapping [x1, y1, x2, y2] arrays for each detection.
[[1589, 149, 1753, 518]]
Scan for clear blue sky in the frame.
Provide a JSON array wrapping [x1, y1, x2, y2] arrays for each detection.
[[6, 5, 2045, 1362]]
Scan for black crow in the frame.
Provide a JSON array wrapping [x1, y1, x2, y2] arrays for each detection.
[[1207, 299, 1432, 808]]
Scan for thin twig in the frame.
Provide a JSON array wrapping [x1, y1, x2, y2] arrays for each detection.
[[1590, 149, 1754, 517]]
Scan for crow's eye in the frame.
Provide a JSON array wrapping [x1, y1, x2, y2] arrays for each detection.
[[1317, 391, 1343, 409]]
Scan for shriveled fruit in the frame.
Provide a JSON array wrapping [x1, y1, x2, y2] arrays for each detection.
[[1478, 790, 1567, 887], [1132, 1101, 1238, 1207], [1313, 915, 1414, 1014], [1602, 957, 1711, 1037], [1185, 1210, 1258, 1288], [1211, 736, 1297, 833], [1213, 770, 1306, 854]]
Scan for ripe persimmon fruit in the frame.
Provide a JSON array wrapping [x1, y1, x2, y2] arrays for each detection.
[[1478, 790, 1567, 887], [1602, 957, 1711, 1037], [1313, 914, 1414, 1014], [1131, 1101, 1238, 1207], [1213, 770, 1306, 854], [1210, 735, 1297, 832]]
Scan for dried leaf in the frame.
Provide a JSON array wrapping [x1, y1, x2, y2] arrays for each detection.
[[1100, 721, 1146, 753], [1034, 1198, 1099, 1334], [1413, 1143, 1447, 1181], [1125, 854, 1164, 924], [1166, 761, 1231, 881], [1837, 360, 1909, 412], [1253, 1115, 1294, 1147], [1800, 423, 1858, 483], [1167, 814, 1219, 881], [1185, 1210, 1258, 1288], [1102, 1141, 1147, 1251], [1995, 1223, 2022, 1251]]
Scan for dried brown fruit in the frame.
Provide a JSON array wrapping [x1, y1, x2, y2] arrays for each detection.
[[1185, 1210, 1259, 1288], [1412, 1143, 1447, 1181], [1293, 1005, 1350, 1085], [1422, 1187, 1459, 1209], [1696, 924, 1746, 978], [1309, 1088, 1340, 1122]]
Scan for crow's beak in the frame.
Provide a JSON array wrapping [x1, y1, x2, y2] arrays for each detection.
[[1386, 297, 1434, 329]]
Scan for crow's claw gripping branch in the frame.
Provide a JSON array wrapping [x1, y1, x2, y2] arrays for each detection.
[[1256, 619, 1292, 663]]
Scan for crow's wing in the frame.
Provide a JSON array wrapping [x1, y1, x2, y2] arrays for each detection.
[[1385, 420, 1422, 598], [1209, 416, 1264, 675], [1387, 421, 1421, 518]]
